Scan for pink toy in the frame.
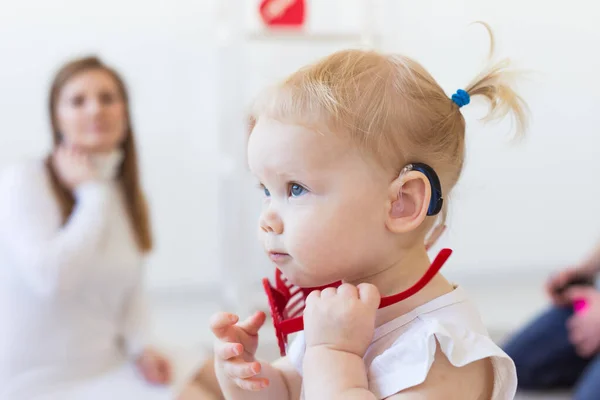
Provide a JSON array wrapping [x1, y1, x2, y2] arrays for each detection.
[[574, 298, 589, 314], [263, 248, 453, 356]]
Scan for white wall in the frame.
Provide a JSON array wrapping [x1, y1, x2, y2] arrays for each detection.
[[1, 0, 599, 299]]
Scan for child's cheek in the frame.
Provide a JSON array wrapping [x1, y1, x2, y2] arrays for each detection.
[[288, 210, 332, 256]]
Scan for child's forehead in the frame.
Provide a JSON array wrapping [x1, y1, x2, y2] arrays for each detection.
[[248, 118, 353, 172]]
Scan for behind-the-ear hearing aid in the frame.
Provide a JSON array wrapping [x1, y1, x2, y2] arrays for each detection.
[[401, 163, 443, 216]]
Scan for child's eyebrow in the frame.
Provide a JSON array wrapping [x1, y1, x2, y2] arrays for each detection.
[[275, 170, 308, 180], [256, 164, 312, 181]]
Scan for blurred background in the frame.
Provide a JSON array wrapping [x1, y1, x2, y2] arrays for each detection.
[[1, 0, 599, 398]]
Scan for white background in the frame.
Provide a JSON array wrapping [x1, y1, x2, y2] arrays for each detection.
[[1, 0, 599, 300]]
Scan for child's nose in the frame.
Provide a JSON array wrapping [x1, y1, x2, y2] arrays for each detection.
[[259, 209, 283, 234]]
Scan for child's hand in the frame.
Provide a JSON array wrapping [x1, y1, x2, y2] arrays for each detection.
[[304, 283, 380, 357], [210, 311, 269, 391], [135, 348, 172, 385]]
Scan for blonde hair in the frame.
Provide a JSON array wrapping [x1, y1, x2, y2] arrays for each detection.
[[251, 23, 528, 227]]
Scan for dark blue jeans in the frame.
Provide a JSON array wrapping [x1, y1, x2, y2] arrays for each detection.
[[503, 307, 600, 399]]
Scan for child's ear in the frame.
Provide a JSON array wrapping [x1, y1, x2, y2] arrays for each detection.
[[386, 171, 431, 233]]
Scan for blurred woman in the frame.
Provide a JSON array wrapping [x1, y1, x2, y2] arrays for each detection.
[[0, 56, 215, 399]]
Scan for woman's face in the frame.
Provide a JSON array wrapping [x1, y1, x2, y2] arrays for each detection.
[[55, 69, 128, 152]]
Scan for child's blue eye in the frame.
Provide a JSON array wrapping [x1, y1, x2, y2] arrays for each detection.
[[257, 183, 270, 197], [290, 183, 307, 197]]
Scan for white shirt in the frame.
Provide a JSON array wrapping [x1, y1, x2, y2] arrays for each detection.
[[0, 156, 171, 399], [288, 286, 517, 400]]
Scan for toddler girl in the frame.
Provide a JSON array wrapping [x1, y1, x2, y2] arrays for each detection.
[[210, 23, 527, 400]]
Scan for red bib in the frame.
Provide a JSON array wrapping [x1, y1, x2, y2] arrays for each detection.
[[263, 248, 453, 356]]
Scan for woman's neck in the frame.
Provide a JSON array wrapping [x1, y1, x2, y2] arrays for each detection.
[[347, 246, 454, 327], [89, 148, 124, 180]]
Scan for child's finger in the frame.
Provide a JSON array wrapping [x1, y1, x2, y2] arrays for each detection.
[[234, 376, 269, 391], [357, 283, 381, 309], [237, 311, 266, 336], [210, 312, 239, 340], [215, 341, 243, 360], [320, 287, 337, 298], [225, 360, 261, 380], [305, 290, 321, 307], [337, 283, 358, 299]]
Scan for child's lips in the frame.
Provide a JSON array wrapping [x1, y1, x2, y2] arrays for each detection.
[[268, 251, 290, 264]]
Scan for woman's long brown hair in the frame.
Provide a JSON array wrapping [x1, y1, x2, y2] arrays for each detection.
[[46, 56, 153, 252]]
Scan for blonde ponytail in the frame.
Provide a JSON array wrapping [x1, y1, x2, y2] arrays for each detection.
[[465, 22, 529, 136]]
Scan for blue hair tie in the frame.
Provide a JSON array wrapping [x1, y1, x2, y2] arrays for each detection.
[[451, 89, 470, 108]]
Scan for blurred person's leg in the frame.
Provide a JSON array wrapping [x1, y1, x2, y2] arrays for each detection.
[[573, 354, 600, 400], [504, 307, 590, 390]]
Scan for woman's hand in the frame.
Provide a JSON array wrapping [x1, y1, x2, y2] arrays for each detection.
[[52, 145, 98, 190], [136, 347, 173, 385]]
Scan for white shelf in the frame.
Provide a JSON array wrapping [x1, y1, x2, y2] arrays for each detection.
[[246, 29, 380, 44]]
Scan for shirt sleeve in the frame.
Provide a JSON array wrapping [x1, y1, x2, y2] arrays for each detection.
[[0, 162, 114, 296], [120, 272, 151, 359], [368, 319, 516, 399]]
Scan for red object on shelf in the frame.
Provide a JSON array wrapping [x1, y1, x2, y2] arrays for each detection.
[[259, 0, 306, 28]]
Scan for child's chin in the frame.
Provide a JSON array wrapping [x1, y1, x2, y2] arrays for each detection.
[[281, 268, 338, 289]]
